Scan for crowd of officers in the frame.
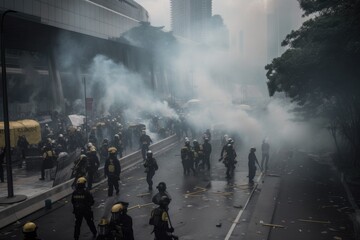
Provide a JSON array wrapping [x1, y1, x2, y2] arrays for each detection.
[[22, 177, 176, 240], [18, 123, 271, 240]]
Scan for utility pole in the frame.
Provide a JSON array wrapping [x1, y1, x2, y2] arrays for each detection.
[[0, 9, 27, 204]]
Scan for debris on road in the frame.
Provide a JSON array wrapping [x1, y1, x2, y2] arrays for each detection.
[[259, 220, 285, 228], [128, 202, 154, 211], [298, 219, 331, 224], [136, 192, 151, 197]]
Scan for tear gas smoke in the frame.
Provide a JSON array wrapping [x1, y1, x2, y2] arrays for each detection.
[[86, 54, 179, 142]]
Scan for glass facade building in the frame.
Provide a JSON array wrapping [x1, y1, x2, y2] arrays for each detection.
[[0, 0, 149, 40], [170, 0, 212, 42]]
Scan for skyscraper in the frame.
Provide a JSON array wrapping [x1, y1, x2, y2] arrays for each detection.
[[170, 0, 212, 42]]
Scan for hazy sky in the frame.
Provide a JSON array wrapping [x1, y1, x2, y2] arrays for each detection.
[[136, 0, 271, 32], [136, 0, 303, 65]]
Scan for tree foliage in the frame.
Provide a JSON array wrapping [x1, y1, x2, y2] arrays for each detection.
[[265, 0, 360, 165]]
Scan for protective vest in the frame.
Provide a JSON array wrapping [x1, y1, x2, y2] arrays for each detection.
[[108, 160, 115, 173]]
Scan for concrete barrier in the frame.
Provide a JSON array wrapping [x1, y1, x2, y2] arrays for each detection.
[[0, 135, 178, 229]]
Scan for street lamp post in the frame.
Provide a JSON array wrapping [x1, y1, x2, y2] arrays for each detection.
[[0, 9, 27, 204]]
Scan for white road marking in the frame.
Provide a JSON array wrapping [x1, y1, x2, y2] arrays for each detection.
[[224, 173, 263, 240]]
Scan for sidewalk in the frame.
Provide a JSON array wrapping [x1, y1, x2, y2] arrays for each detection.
[[266, 150, 357, 240], [0, 167, 53, 210]]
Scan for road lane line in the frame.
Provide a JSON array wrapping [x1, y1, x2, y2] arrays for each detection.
[[224, 173, 263, 240]]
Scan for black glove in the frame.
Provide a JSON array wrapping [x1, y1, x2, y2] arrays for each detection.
[[169, 227, 174, 233]]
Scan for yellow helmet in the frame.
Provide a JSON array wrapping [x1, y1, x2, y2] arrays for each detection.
[[108, 147, 117, 154], [111, 203, 123, 213], [77, 177, 87, 184], [98, 218, 109, 226], [22, 222, 37, 233]]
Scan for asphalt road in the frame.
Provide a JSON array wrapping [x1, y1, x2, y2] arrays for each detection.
[[0, 139, 260, 240]]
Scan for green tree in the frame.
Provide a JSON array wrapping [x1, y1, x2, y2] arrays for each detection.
[[265, 0, 360, 166]]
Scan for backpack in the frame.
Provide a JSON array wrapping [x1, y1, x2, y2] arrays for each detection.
[[149, 208, 167, 227]]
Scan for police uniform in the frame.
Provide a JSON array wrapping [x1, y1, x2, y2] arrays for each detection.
[[248, 148, 259, 183], [71, 178, 97, 240], [39, 147, 55, 180], [109, 203, 134, 240], [202, 139, 212, 171], [86, 148, 100, 190], [149, 196, 176, 240], [104, 148, 121, 196], [139, 132, 152, 161], [144, 151, 158, 190], [223, 144, 237, 179]]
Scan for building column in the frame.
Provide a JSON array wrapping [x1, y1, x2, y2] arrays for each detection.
[[48, 51, 65, 113]]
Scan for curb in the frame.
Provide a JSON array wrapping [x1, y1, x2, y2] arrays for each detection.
[[340, 172, 360, 239], [0, 135, 178, 229], [246, 174, 281, 240]]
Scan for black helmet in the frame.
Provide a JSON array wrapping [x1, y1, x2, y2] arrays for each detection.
[[250, 147, 256, 152], [156, 182, 167, 192], [146, 150, 153, 158]]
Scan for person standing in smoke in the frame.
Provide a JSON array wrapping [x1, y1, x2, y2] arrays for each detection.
[[39, 144, 56, 181], [220, 142, 237, 179], [111, 134, 123, 159], [261, 138, 270, 171], [100, 138, 109, 163], [139, 130, 152, 161], [17, 135, 29, 168], [248, 148, 260, 184], [86, 146, 100, 190], [192, 139, 203, 170], [180, 138, 196, 176], [104, 147, 121, 196], [144, 150, 158, 191], [202, 137, 212, 171]]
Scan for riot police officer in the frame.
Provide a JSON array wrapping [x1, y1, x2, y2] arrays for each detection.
[[87, 146, 100, 190], [248, 147, 260, 184], [139, 130, 152, 161], [22, 222, 41, 240], [220, 142, 237, 179], [71, 177, 97, 240], [109, 202, 134, 240], [111, 134, 123, 159], [152, 182, 172, 205], [180, 138, 196, 176], [144, 150, 158, 191], [202, 137, 212, 171], [149, 196, 178, 240], [104, 147, 121, 196], [100, 138, 109, 163]]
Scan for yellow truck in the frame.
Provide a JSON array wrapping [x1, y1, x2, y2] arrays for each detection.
[[0, 119, 41, 148]]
